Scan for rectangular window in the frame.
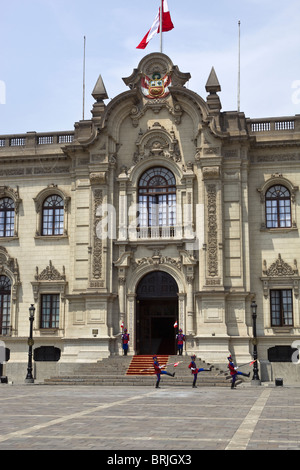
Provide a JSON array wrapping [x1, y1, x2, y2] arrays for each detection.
[[40, 294, 60, 329], [270, 289, 293, 327], [0, 293, 11, 335], [42, 208, 64, 235]]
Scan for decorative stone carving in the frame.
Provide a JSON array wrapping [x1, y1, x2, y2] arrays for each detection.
[[133, 124, 181, 164], [263, 254, 298, 277], [0, 246, 20, 302], [32, 260, 67, 303], [202, 166, 220, 180], [91, 189, 104, 287], [89, 172, 107, 185], [0, 186, 22, 213], [35, 261, 66, 281], [261, 254, 300, 298], [206, 184, 218, 278], [133, 250, 182, 271]]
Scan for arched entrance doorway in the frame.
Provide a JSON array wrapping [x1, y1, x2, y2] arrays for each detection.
[[136, 271, 178, 355]]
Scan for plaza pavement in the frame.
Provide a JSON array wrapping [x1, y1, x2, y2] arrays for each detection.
[[0, 382, 300, 452]]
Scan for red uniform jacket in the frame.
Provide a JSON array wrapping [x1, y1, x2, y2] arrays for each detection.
[[122, 333, 129, 344], [189, 361, 197, 374], [176, 334, 185, 345], [228, 361, 237, 376]]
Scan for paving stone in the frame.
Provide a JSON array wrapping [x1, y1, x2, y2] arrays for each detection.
[[0, 384, 300, 451]]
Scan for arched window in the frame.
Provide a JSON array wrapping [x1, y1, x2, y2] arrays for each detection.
[[0, 276, 11, 335], [138, 167, 176, 230], [0, 197, 15, 237], [42, 195, 64, 236], [265, 185, 291, 228]]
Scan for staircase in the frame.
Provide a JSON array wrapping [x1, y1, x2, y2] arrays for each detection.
[[44, 355, 241, 387], [126, 355, 169, 375]]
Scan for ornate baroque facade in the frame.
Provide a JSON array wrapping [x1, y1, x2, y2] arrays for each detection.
[[0, 53, 300, 382]]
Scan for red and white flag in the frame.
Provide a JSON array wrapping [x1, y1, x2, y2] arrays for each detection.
[[173, 320, 178, 328], [137, 0, 174, 49]]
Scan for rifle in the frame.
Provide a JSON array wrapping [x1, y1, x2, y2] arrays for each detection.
[[237, 359, 257, 368], [214, 359, 257, 377], [140, 361, 183, 372]]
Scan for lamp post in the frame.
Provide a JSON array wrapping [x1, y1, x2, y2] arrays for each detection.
[[251, 300, 261, 384], [25, 304, 35, 384]]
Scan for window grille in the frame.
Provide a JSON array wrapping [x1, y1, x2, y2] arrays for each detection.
[[40, 294, 60, 329], [265, 185, 291, 228], [0, 197, 15, 237], [0, 275, 11, 335], [270, 289, 293, 327], [138, 167, 176, 237], [42, 195, 64, 236]]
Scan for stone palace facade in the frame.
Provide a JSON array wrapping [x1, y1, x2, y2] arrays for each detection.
[[1, 53, 300, 382]]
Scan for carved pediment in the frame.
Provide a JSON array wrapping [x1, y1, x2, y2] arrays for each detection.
[[0, 246, 20, 283], [133, 124, 181, 164], [35, 261, 66, 281], [133, 250, 182, 270], [262, 254, 298, 277]]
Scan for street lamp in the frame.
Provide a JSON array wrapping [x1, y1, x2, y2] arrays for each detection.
[[25, 304, 35, 384], [251, 300, 261, 384]]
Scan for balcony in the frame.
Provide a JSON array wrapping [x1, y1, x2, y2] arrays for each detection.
[[136, 225, 176, 239], [247, 117, 299, 135], [0, 131, 74, 150]]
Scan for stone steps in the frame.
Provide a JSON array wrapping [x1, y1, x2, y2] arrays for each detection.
[[44, 354, 240, 387]]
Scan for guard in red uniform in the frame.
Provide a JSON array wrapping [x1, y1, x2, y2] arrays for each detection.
[[227, 355, 250, 389], [153, 356, 175, 388], [188, 354, 212, 388], [176, 329, 185, 356], [121, 328, 130, 356]]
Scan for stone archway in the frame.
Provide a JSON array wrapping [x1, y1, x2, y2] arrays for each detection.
[[136, 271, 178, 355]]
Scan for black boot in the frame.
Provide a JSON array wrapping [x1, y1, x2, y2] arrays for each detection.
[[166, 372, 174, 377]]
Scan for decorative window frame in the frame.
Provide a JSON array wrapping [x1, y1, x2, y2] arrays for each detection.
[[33, 184, 70, 238], [261, 254, 300, 331], [31, 260, 67, 333], [257, 174, 298, 231], [123, 130, 191, 242], [0, 246, 21, 336], [0, 186, 22, 239]]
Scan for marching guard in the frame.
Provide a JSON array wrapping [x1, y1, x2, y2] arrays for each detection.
[[188, 354, 212, 388], [227, 355, 250, 389], [153, 355, 176, 388]]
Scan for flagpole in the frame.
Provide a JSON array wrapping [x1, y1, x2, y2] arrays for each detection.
[[160, 0, 163, 53], [83, 35, 86, 120], [237, 20, 241, 112]]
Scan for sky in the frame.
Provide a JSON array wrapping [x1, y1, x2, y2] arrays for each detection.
[[0, 0, 300, 135]]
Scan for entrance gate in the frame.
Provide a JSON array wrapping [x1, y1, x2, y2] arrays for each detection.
[[136, 271, 178, 355]]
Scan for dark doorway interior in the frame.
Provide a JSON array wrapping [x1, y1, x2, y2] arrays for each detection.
[[136, 272, 178, 355]]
